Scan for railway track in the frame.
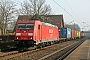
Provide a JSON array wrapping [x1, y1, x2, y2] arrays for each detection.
[[56, 39, 85, 60], [8, 39, 82, 60], [0, 45, 51, 60], [38, 39, 85, 60], [0, 49, 42, 60], [0, 44, 57, 60], [0, 38, 85, 60]]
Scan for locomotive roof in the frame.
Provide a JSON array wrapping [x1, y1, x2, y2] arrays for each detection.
[[41, 22, 58, 27]]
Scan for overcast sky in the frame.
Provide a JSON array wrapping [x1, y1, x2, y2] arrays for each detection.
[[45, 0, 90, 31], [13, 0, 90, 31]]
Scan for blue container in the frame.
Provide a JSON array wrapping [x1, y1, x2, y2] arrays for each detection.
[[58, 28, 71, 38]]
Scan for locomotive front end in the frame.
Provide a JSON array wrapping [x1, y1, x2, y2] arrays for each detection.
[[14, 20, 35, 48]]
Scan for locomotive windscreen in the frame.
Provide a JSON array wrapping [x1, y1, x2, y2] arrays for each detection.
[[26, 24, 34, 29], [18, 24, 34, 29]]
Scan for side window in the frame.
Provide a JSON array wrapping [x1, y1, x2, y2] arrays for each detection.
[[38, 25, 40, 30]]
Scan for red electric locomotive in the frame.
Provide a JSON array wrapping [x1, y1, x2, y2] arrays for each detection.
[[14, 19, 59, 48]]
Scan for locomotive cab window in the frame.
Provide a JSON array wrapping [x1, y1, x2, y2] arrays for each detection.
[[18, 24, 25, 29], [26, 24, 34, 29], [38, 25, 40, 30], [18, 24, 34, 29]]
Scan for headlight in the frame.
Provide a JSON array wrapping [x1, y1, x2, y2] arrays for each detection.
[[30, 37, 32, 39], [28, 33, 33, 36], [16, 33, 21, 36], [17, 37, 19, 39]]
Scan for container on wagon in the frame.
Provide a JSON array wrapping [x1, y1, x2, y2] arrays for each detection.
[[80, 32, 82, 37], [78, 31, 80, 38], [80, 32, 83, 38], [71, 30, 76, 39], [76, 31, 79, 38], [58, 28, 71, 38]]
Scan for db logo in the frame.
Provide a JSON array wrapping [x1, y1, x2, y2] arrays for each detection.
[[49, 29, 53, 33]]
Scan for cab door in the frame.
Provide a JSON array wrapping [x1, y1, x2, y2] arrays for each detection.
[[38, 25, 41, 41]]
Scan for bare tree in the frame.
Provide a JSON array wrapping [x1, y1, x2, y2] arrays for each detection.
[[0, 0, 16, 34], [17, 0, 32, 15], [18, 0, 51, 15], [29, 0, 51, 15]]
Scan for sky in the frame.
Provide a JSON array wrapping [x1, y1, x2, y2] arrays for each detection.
[[45, 0, 90, 31], [13, 0, 90, 31]]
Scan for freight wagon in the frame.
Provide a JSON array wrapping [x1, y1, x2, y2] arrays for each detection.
[[76, 31, 79, 38], [75, 31, 83, 39], [71, 30, 76, 40], [78, 31, 81, 38], [14, 20, 59, 48], [58, 28, 71, 41], [80, 32, 85, 38], [0, 34, 15, 51], [58, 27, 85, 41]]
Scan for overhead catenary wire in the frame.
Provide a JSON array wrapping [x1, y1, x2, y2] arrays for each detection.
[[66, 0, 90, 29], [65, 0, 83, 26], [53, 0, 83, 26], [65, 0, 75, 15], [53, 0, 76, 20]]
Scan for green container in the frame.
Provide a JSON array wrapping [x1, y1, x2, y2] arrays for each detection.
[[76, 31, 79, 37]]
